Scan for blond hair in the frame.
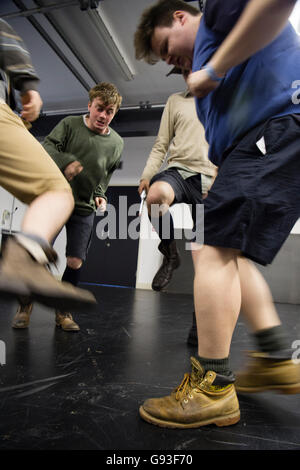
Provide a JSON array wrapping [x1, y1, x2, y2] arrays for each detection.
[[89, 82, 122, 111], [134, 0, 199, 64]]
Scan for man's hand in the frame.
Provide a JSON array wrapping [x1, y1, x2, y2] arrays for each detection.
[[187, 69, 221, 98], [138, 179, 150, 195], [20, 90, 43, 122], [64, 161, 83, 181], [95, 197, 107, 212]]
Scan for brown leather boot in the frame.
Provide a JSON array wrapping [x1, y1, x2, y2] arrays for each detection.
[[0, 237, 96, 311], [151, 240, 180, 291], [55, 311, 80, 331], [139, 357, 240, 428], [12, 300, 33, 329]]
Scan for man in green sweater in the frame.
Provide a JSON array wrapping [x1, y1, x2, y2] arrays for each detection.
[[12, 82, 124, 332]]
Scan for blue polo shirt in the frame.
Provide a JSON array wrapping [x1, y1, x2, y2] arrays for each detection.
[[193, 0, 300, 167]]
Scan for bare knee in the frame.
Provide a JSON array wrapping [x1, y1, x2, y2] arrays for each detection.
[[67, 256, 83, 270], [63, 189, 75, 212], [146, 182, 174, 216]]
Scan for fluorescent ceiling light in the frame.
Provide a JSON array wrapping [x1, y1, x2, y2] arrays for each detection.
[[87, 7, 135, 81]]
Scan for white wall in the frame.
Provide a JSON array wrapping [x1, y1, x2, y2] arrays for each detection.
[[109, 135, 156, 186]]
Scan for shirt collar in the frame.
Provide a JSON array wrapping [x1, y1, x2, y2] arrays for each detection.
[[83, 114, 111, 135]]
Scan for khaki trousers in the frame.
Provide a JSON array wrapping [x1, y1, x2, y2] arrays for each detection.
[[0, 103, 70, 204]]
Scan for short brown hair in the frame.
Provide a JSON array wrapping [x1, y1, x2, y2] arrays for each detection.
[[134, 0, 199, 64], [89, 82, 122, 111]]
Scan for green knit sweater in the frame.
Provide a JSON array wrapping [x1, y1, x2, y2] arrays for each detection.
[[43, 115, 124, 215]]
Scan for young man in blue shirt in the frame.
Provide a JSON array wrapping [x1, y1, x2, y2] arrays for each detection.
[[134, 0, 300, 428]]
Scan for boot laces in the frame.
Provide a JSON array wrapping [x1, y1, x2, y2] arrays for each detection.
[[175, 373, 196, 401]]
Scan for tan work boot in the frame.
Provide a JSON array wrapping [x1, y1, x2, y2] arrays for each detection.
[[12, 301, 33, 329], [0, 237, 96, 312], [235, 351, 300, 394], [55, 311, 80, 331], [139, 357, 240, 428]]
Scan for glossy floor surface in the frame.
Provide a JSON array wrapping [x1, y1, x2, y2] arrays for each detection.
[[0, 285, 299, 451]]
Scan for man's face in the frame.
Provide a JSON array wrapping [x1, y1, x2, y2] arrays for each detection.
[[87, 97, 117, 134], [151, 11, 195, 70]]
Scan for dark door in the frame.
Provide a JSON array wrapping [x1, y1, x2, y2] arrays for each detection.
[[80, 186, 140, 288]]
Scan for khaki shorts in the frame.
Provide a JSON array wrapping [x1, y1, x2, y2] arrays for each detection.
[[0, 103, 71, 205]]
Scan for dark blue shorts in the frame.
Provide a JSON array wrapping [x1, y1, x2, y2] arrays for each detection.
[[203, 114, 300, 265], [150, 168, 204, 243], [150, 167, 203, 217], [64, 211, 95, 261]]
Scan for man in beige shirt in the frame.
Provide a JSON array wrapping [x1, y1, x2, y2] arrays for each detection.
[[138, 68, 217, 339]]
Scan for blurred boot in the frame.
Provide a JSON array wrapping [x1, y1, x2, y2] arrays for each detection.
[[56, 310, 80, 332], [152, 240, 180, 291], [0, 236, 96, 311], [235, 351, 300, 394], [12, 299, 33, 329]]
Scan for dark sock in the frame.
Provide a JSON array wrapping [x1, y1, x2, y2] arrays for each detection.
[[191, 311, 196, 329], [62, 265, 82, 287], [254, 325, 290, 353], [197, 355, 232, 377], [149, 211, 174, 245]]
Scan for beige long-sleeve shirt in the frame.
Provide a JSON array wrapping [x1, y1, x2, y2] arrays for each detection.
[[140, 91, 217, 183]]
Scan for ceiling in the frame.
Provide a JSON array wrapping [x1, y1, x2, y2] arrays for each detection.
[[0, 0, 200, 115], [1, 0, 299, 124]]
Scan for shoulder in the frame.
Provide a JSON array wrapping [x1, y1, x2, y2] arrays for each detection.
[[167, 92, 191, 108], [164, 93, 181, 110], [64, 115, 83, 125], [58, 115, 84, 129], [109, 127, 124, 146]]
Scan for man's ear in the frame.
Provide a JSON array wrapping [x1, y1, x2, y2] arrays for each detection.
[[173, 10, 187, 25]]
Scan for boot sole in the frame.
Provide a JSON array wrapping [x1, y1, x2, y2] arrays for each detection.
[[236, 384, 300, 394], [139, 406, 240, 428], [0, 279, 30, 299], [55, 323, 80, 332], [0, 276, 96, 312], [34, 292, 96, 312]]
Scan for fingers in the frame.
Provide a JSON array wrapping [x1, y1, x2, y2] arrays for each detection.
[[20, 90, 43, 122], [187, 69, 220, 98], [138, 179, 149, 195], [95, 197, 107, 212], [64, 161, 83, 181]]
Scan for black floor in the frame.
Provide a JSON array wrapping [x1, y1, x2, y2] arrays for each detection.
[[0, 285, 300, 454]]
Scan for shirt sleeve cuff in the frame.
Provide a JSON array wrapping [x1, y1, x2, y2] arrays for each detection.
[[20, 79, 40, 95]]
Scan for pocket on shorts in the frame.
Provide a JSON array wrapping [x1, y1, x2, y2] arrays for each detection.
[[259, 116, 298, 155]]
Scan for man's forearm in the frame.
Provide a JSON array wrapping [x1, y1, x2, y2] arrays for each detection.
[[209, 0, 297, 77]]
